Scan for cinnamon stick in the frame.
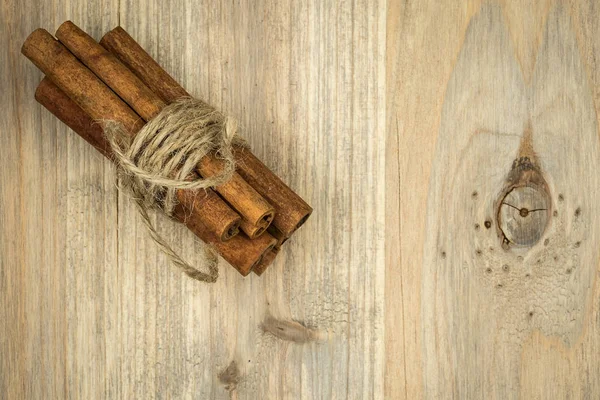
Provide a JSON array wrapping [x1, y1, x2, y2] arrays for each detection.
[[35, 77, 276, 276], [252, 227, 288, 276], [239, 219, 268, 240], [35, 78, 112, 159], [267, 225, 289, 247], [100, 26, 312, 238], [21, 28, 240, 243], [252, 247, 280, 276], [56, 21, 275, 233]]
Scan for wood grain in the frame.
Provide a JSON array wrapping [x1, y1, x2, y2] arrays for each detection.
[[1, 0, 385, 399], [5, 0, 600, 398], [387, 0, 600, 398]]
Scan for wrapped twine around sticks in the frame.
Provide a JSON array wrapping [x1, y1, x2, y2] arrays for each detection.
[[103, 97, 247, 283]]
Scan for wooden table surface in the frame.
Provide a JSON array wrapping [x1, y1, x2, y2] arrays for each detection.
[[2, 1, 599, 399]]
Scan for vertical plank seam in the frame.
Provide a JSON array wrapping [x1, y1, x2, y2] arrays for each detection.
[[118, 2, 125, 398], [13, 26, 27, 398], [346, 0, 357, 397], [116, 0, 122, 395], [396, 114, 408, 400], [207, 2, 216, 397], [38, 81, 45, 398]]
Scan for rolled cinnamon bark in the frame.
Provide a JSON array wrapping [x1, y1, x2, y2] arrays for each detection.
[[35, 78, 112, 159], [35, 77, 276, 276], [252, 247, 280, 276], [267, 225, 289, 247], [100, 26, 312, 238], [239, 219, 268, 240], [56, 21, 275, 233], [56, 21, 164, 120], [21, 28, 240, 243]]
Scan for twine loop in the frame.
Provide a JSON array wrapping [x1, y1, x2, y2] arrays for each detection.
[[103, 97, 246, 283]]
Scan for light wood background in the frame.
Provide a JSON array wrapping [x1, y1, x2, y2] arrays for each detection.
[[1, 1, 386, 399], [2, 0, 600, 399], [386, 0, 600, 399]]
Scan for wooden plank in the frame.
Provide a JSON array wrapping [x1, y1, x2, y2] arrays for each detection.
[[7, 0, 600, 398], [0, 0, 384, 398], [0, 1, 119, 399], [115, 1, 386, 398], [386, 0, 600, 398], [8, 0, 600, 398]]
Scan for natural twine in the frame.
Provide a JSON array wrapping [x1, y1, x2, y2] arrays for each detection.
[[103, 97, 246, 283]]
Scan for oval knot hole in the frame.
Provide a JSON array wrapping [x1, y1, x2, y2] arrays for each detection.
[[498, 185, 551, 247]]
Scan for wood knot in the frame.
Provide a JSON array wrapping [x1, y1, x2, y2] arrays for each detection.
[[496, 150, 552, 248], [261, 316, 325, 343], [218, 360, 240, 392], [498, 185, 550, 247]]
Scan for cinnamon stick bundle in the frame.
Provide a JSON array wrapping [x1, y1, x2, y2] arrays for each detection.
[[56, 21, 275, 236], [35, 77, 276, 276], [22, 22, 310, 277], [22, 28, 278, 275], [21, 28, 241, 243], [100, 26, 313, 240]]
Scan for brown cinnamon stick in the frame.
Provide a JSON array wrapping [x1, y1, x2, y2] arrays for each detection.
[[22, 30, 277, 276], [21, 28, 240, 243], [251, 226, 288, 275], [239, 219, 267, 240], [56, 21, 275, 233], [267, 225, 289, 247], [55, 21, 164, 121], [35, 77, 275, 276], [100, 26, 312, 238], [252, 226, 290, 275], [252, 247, 280, 276], [35, 78, 112, 159]]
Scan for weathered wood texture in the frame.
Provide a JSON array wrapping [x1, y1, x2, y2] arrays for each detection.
[[5, 0, 600, 398], [1, 1, 385, 399], [387, 0, 600, 399]]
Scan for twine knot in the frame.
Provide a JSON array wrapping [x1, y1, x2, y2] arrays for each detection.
[[103, 97, 246, 283]]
